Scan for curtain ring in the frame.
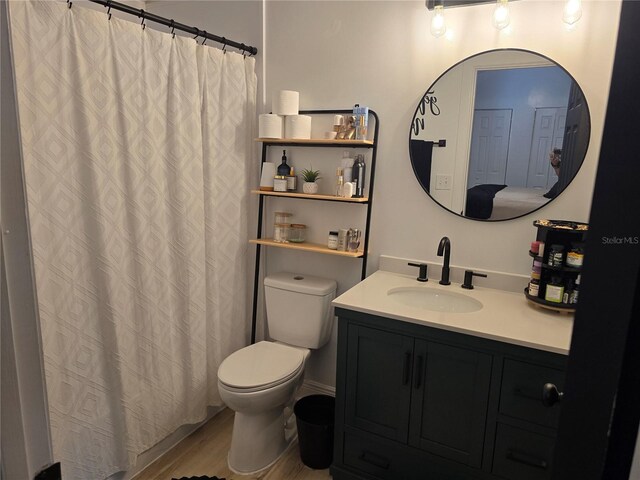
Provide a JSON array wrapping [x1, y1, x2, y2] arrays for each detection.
[[222, 37, 227, 54], [67, 0, 72, 9], [140, 9, 146, 30], [106, 0, 112, 20], [201, 31, 207, 45], [170, 19, 175, 38], [240, 43, 246, 58], [193, 28, 199, 40]]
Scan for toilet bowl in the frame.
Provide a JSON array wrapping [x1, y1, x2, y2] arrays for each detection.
[[217, 272, 337, 474], [218, 341, 310, 474]]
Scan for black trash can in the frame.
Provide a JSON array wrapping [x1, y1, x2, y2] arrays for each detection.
[[294, 394, 335, 469]]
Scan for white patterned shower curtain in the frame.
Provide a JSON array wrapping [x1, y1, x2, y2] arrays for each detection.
[[7, 1, 256, 478]]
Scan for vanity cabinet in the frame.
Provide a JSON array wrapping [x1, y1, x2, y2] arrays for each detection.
[[332, 308, 567, 480]]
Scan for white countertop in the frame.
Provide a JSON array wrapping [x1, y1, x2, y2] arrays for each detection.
[[332, 270, 574, 355]]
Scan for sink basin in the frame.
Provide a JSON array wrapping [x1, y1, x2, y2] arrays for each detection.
[[387, 286, 483, 313]]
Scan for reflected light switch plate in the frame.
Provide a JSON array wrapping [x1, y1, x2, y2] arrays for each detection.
[[435, 174, 452, 190]]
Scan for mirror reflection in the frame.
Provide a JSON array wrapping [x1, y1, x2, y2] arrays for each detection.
[[409, 49, 590, 221]]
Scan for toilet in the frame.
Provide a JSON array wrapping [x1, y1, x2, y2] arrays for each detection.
[[217, 272, 337, 474]]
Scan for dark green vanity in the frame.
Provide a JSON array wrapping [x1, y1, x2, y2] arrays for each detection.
[[332, 307, 567, 480]]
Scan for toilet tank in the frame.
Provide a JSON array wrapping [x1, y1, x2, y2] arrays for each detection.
[[264, 272, 337, 349]]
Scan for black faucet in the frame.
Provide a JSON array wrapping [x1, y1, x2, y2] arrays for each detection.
[[437, 236, 451, 285]]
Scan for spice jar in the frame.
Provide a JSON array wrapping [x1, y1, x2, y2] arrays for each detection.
[[566, 244, 584, 268], [569, 274, 580, 304], [530, 241, 541, 256], [548, 245, 564, 267], [289, 224, 306, 243], [273, 223, 290, 243], [545, 277, 564, 303], [532, 259, 542, 274]]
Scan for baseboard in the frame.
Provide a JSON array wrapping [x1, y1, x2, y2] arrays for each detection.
[[298, 379, 335, 398]]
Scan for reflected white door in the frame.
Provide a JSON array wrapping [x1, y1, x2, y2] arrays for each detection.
[[526, 107, 567, 188], [467, 109, 512, 188]]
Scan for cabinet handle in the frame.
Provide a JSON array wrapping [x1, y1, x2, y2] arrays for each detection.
[[506, 449, 548, 469], [359, 450, 390, 470], [414, 355, 423, 389], [542, 383, 564, 407], [402, 352, 411, 385]]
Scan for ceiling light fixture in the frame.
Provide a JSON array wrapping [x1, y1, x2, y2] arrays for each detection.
[[563, 0, 582, 25], [431, 4, 447, 38], [493, 0, 510, 30]]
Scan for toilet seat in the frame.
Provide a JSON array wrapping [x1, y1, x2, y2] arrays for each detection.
[[218, 341, 305, 393]]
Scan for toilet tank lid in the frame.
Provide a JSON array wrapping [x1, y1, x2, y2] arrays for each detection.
[[265, 272, 337, 296]]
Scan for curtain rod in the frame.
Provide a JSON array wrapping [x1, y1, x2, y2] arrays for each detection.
[[82, 0, 258, 56]]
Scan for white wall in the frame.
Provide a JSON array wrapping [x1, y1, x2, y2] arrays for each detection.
[[265, 0, 621, 388]]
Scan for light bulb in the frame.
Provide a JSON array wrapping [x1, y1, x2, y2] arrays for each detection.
[[493, 0, 510, 30], [431, 5, 446, 38], [563, 0, 582, 25]]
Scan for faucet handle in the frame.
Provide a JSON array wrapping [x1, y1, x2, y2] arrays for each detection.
[[408, 263, 428, 282], [462, 270, 487, 289]]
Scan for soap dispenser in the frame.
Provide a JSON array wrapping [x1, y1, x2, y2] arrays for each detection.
[[277, 150, 290, 176]]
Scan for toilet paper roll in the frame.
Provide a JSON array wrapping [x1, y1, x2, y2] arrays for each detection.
[[258, 114, 283, 139], [272, 90, 299, 116], [284, 115, 312, 139]]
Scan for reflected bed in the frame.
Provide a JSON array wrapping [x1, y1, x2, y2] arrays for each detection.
[[466, 185, 549, 220]]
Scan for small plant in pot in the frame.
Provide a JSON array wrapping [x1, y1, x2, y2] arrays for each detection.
[[301, 167, 321, 194]]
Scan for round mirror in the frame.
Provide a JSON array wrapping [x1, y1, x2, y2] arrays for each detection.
[[409, 49, 590, 221]]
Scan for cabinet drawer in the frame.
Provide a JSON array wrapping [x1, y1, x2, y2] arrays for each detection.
[[343, 431, 413, 480], [499, 359, 564, 428], [492, 424, 555, 480]]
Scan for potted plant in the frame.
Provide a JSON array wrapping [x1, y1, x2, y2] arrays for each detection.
[[301, 167, 321, 194]]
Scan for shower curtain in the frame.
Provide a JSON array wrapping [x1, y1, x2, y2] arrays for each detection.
[[7, 1, 256, 478]]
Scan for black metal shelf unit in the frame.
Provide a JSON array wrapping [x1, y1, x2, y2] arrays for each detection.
[[250, 108, 380, 343]]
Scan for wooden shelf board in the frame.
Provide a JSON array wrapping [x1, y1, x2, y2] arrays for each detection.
[[250, 239, 363, 257], [255, 138, 374, 146], [251, 190, 368, 203]]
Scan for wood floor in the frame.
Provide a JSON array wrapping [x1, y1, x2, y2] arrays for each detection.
[[134, 408, 332, 480]]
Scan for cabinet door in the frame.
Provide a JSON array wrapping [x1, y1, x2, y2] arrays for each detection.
[[344, 324, 414, 443], [408, 340, 492, 468]]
